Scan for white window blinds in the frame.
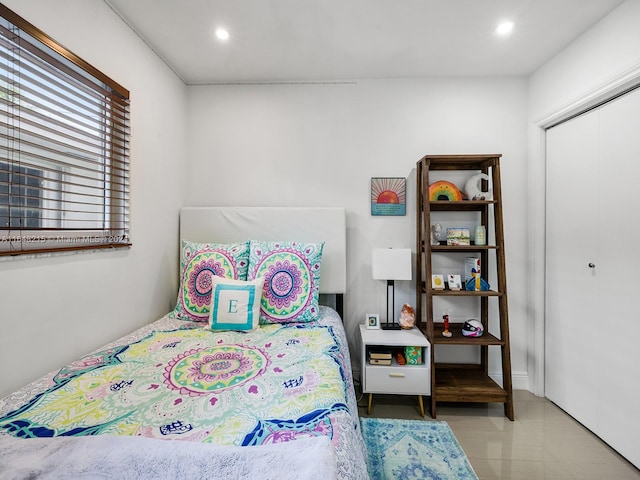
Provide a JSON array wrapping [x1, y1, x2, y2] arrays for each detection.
[[0, 5, 130, 256]]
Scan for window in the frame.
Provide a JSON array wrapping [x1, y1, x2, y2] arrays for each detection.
[[0, 161, 42, 228], [0, 5, 130, 256]]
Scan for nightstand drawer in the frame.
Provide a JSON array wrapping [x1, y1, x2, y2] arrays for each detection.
[[365, 365, 430, 395]]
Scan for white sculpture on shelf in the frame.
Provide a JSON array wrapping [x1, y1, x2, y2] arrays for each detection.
[[464, 173, 492, 200], [430, 223, 442, 245]]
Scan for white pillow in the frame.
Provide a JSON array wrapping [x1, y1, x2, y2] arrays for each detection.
[[208, 275, 265, 331]]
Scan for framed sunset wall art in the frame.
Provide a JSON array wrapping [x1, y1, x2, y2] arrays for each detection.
[[371, 177, 406, 216]]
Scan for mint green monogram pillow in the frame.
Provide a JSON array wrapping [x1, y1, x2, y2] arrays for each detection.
[[208, 275, 265, 331]]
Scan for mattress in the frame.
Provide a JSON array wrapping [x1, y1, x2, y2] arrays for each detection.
[[0, 306, 369, 479]]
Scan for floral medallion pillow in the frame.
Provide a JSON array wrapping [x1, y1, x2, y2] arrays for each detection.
[[248, 240, 324, 324], [169, 240, 249, 322]]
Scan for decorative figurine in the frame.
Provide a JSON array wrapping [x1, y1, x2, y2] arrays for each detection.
[[429, 180, 463, 201], [399, 303, 415, 329], [465, 276, 490, 291], [464, 173, 492, 200], [442, 312, 452, 337], [431, 223, 442, 245], [462, 319, 484, 337]]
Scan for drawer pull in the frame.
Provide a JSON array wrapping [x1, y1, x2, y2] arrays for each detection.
[[389, 373, 406, 378]]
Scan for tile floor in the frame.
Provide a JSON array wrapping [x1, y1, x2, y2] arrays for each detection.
[[357, 389, 640, 480]]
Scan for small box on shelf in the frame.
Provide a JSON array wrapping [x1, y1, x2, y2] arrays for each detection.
[[405, 346, 423, 365], [446, 227, 470, 246]]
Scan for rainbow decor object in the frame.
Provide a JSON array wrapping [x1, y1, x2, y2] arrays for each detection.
[[428, 181, 463, 201]]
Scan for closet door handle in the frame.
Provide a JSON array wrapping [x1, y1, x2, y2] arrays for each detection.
[[588, 263, 596, 268]]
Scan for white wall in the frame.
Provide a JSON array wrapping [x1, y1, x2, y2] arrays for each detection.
[[7, 0, 631, 399], [186, 78, 530, 388], [526, 0, 640, 395], [530, 0, 640, 121], [0, 0, 187, 397]]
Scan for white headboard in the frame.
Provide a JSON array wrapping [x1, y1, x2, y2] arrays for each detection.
[[179, 207, 347, 295]]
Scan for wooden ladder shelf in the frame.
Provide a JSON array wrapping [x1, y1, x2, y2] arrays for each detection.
[[415, 154, 514, 420]]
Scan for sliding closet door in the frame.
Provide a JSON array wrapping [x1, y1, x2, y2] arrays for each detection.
[[545, 87, 640, 468], [594, 88, 640, 466], [545, 108, 600, 432]]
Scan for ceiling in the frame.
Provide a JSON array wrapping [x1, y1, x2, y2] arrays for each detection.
[[104, 0, 624, 84]]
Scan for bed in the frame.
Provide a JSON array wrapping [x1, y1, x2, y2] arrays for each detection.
[[0, 207, 369, 480]]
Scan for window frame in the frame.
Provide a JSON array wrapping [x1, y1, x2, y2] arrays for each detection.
[[0, 4, 130, 256]]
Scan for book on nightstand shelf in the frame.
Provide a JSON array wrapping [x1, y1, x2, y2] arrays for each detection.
[[368, 349, 392, 360], [368, 348, 392, 365], [369, 357, 392, 365]]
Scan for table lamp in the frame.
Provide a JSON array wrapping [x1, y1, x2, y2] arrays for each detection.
[[372, 248, 412, 330]]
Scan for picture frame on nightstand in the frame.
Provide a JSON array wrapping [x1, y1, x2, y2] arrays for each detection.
[[366, 313, 380, 330]]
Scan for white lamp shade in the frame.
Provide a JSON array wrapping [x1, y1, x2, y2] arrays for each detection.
[[372, 248, 412, 280]]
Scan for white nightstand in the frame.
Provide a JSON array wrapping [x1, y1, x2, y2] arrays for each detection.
[[359, 324, 431, 417]]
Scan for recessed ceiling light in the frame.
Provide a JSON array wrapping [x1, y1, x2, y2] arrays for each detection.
[[215, 28, 230, 42], [495, 21, 514, 36]]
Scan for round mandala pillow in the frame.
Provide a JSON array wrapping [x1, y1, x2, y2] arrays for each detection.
[[248, 240, 324, 324], [169, 240, 249, 322]]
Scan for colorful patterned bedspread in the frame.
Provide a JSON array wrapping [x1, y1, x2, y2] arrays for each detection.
[[0, 306, 369, 480]]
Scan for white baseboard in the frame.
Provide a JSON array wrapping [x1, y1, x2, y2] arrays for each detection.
[[489, 370, 530, 392]]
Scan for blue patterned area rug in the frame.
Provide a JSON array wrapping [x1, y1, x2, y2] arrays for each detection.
[[360, 417, 478, 480]]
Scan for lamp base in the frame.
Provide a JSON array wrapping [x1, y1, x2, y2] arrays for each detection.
[[381, 322, 402, 330]]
